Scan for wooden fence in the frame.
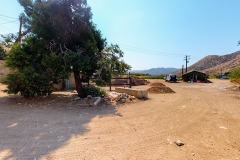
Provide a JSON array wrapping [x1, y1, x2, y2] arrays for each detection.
[[109, 77, 132, 91]]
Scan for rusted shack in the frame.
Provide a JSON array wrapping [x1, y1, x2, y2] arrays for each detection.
[[182, 70, 208, 82]]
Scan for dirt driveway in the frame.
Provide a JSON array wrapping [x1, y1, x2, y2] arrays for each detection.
[[0, 79, 240, 160]]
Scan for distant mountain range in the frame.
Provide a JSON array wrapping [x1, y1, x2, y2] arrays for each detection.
[[130, 67, 179, 75], [172, 50, 240, 75], [130, 50, 240, 76]]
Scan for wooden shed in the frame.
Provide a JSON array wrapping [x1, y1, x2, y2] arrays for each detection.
[[182, 70, 208, 82]]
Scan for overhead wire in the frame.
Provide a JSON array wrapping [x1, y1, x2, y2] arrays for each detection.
[[0, 14, 201, 61], [120, 44, 183, 55], [0, 24, 18, 34], [0, 15, 19, 35], [0, 14, 18, 20], [117, 44, 202, 69], [0, 20, 18, 25], [118, 44, 185, 57]]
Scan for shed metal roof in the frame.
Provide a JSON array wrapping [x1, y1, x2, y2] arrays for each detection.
[[182, 70, 207, 76]]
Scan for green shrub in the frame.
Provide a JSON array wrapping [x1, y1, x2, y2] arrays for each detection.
[[135, 75, 165, 79], [230, 67, 240, 84], [208, 74, 219, 79], [130, 73, 150, 76], [94, 79, 107, 87], [0, 45, 7, 60], [177, 75, 182, 80], [83, 85, 106, 97], [1, 37, 70, 98]]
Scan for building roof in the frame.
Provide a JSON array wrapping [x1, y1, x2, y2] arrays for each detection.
[[182, 70, 207, 76]]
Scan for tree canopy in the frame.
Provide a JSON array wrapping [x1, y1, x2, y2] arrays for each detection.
[[18, 0, 106, 97], [1, 0, 131, 98]]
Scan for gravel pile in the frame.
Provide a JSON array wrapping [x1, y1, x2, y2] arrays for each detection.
[[148, 82, 175, 93]]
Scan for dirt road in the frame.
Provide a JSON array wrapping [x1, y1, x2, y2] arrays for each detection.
[[0, 79, 240, 159]]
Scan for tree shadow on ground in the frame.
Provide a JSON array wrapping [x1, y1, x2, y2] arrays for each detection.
[[0, 91, 120, 160]]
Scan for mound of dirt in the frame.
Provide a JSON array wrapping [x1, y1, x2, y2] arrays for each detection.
[[150, 82, 166, 87], [147, 86, 175, 94]]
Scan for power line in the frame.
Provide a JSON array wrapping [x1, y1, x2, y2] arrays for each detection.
[[121, 48, 181, 56], [0, 16, 20, 34], [120, 44, 184, 55], [0, 15, 18, 20], [0, 25, 18, 34], [0, 27, 10, 33], [119, 44, 185, 57], [0, 20, 18, 25]]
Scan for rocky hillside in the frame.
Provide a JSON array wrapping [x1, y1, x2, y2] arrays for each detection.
[[173, 50, 240, 75]]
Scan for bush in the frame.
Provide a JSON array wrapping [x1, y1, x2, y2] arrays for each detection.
[[230, 67, 240, 84], [130, 73, 150, 76], [94, 79, 107, 87], [208, 74, 219, 79], [135, 75, 165, 79], [0, 45, 7, 60], [1, 36, 70, 98], [82, 85, 106, 97]]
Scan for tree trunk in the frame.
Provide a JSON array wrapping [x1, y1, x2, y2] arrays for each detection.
[[61, 79, 65, 90], [74, 72, 85, 98]]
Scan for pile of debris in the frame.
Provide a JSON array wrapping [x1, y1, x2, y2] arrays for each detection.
[[111, 79, 128, 84], [107, 92, 136, 103], [73, 92, 137, 106], [148, 82, 175, 94], [111, 78, 149, 86], [73, 95, 102, 106], [131, 78, 149, 86], [228, 85, 240, 92]]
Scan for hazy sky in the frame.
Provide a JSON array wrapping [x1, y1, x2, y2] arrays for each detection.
[[1, 0, 240, 70]]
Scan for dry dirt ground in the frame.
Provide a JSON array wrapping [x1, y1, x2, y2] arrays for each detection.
[[0, 79, 240, 160]]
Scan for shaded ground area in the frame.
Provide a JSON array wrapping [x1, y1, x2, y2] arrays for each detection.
[[0, 79, 240, 159], [0, 88, 120, 160]]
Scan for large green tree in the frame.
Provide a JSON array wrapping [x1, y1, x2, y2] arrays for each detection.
[[1, 0, 131, 98], [17, 0, 106, 98]]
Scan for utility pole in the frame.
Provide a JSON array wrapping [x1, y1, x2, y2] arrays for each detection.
[[18, 16, 22, 43], [184, 55, 190, 73], [182, 65, 184, 75]]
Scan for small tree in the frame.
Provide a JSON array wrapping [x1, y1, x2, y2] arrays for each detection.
[[95, 44, 131, 84]]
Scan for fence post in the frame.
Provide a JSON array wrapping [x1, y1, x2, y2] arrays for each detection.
[[130, 78, 132, 88], [128, 72, 130, 88]]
